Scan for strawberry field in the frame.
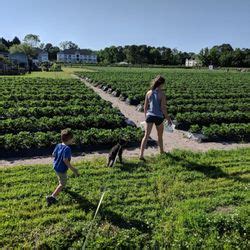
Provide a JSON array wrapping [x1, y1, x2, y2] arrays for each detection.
[[76, 68, 250, 142], [0, 77, 143, 156]]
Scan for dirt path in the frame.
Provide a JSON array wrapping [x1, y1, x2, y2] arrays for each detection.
[[0, 76, 249, 167]]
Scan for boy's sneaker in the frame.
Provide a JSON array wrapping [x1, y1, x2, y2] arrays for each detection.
[[46, 195, 57, 206]]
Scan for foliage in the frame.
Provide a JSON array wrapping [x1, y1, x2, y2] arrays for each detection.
[[59, 41, 79, 50], [97, 45, 193, 65], [0, 148, 249, 248], [0, 36, 21, 48], [76, 67, 250, 141], [198, 45, 250, 67], [49, 63, 62, 72], [0, 43, 8, 52], [9, 43, 36, 57], [0, 77, 142, 152], [0, 55, 12, 65], [23, 34, 41, 47], [97, 44, 250, 67]]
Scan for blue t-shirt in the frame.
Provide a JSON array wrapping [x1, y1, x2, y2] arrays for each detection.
[[53, 143, 72, 173]]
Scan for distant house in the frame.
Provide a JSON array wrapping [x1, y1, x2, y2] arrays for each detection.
[[0, 51, 9, 59], [35, 49, 49, 62], [185, 58, 199, 67], [38, 51, 49, 62], [9, 53, 29, 69], [57, 49, 97, 63]]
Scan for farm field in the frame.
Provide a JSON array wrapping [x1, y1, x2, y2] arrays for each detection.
[[0, 67, 95, 79], [76, 67, 250, 142], [1, 148, 249, 248], [0, 77, 142, 156]]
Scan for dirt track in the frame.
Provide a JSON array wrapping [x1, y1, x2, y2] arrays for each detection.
[[0, 76, 249, 167]]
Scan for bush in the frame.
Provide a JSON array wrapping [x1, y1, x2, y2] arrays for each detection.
[[49, 63, 62, 72]]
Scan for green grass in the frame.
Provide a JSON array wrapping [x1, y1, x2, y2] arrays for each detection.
[[1, 148, 249, 249], [0, 67, 95, 79]]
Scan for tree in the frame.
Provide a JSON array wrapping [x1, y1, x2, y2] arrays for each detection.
[[231, 48, 244, 67], [9, 43, 36, 57], [124, 45, 140, 64], [159, 47, 173, 65], [0, 37, 10, 48], [0, 43, 8, 52], [44, 43, 53, 52], [218, 43, 233, 53], [48, 46, 60, 61], [0, 55, 12, 65], [219, 52, 233, 67], [198, 47, 210, 66], [39, 43, 45, 50], [149, 48, 161, 64], [23, 34, 41, 47], [59, 41, 79, 50], [12, 36, 21, 45]]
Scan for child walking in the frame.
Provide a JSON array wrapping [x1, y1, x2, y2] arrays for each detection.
[[46, 129, 79, 206]]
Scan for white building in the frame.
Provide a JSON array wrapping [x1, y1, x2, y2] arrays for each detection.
[[185, 58, 199, 67], [57, 49, 97, 63], [38, 52, 49, 62]]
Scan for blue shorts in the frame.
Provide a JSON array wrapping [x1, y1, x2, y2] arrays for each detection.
[[146, 115, 164, 126]]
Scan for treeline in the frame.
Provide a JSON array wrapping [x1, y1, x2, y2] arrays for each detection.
[[0, 35, 61, 61], [97, 45, 195, 65], [1, 35, 249, 67], [98, 44, 250, 67], [199, 44, 250, 67]]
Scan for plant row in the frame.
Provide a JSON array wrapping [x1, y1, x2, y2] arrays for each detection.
[[0, 127, 143, 152], [0, 105, 119, 119], [190, 123, 250, 142]]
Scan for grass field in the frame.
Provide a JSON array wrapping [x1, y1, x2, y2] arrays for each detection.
[[1, 148, 249, 249], [0, 67, 95, 79]]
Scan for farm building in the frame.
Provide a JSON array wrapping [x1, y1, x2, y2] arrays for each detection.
[[57, 49, 97, 63], [37, 51, 49, 62], [185, 58, 200, 67]]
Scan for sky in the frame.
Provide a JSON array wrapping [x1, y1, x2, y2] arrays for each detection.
[[1, 0, 250, 52]]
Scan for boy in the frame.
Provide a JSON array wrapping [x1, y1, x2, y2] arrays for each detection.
[[46, 129, 79, 206]]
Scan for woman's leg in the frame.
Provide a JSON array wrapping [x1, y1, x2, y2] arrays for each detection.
[[156, 122, 164, 154], [139, 122, 153, 158]]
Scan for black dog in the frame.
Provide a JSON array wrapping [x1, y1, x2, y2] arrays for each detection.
[[107, 139, 127, 167]]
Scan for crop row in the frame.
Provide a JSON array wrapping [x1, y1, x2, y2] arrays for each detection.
[[75, 68, 250, 142], [0, 114, 124, 135], [200, 123, 250, 141], [168, 103, 249, 114], [0, 77, 141, 153], [175, 111, 250, 129], [0, 127, 143, 153], [0, 105, 119, 119], [0, 99, 109, 109]]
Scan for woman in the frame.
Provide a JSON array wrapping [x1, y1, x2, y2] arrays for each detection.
[[139, 75, 172, 161]]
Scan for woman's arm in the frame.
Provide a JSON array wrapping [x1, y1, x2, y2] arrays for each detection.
[[144, 93, 149, 118], [161, 94, 172, 123]]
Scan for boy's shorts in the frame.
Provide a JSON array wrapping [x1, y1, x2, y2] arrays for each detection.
[[56, 172, 67, 187]]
